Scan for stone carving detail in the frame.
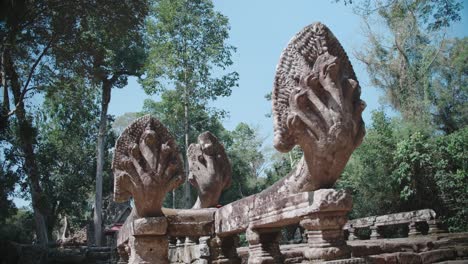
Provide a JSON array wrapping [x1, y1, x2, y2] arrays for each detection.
[[343, 209, 443, 240], [113, 115, 185, 217], [271, 22, 366, 191], [187, 131, 232, 209]]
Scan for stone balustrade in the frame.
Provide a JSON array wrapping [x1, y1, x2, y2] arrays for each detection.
[[343, 209, 443, 241], [115, 189, 353, 263]]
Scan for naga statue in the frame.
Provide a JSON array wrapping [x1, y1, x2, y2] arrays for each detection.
[[112, 115, 185, 217], [187, 131, 232, 209], [113, 116, 231, 215], [266, 22, 366, 195]]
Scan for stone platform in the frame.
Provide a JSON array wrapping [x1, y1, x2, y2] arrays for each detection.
[[237, 233, 468, 263]]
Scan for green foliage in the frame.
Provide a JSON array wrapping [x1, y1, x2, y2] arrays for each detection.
[[333, 0, 463, 31], [392, 132, 439, 208], [112, 112, 141, 136], [220, 123, 266, 204], [35, 77, 102, 231], [432, 38, 468, 133], [142, 0, 238, 99], [52, 0, 148, 86], [343, 0, 466, 131], [0, 208, 34, 244], [0, 162, 17, 223], [338, 110, 467, 231], [141, 0, 237, 207], [337, 110, 400, 218], [142, 95, 266, 207], [433, 128, 468, 231]]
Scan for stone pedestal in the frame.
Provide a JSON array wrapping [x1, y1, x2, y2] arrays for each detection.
[[370, 226, 381, 240], [408, 222, 421, 237], [428, 219, 443, 234], [300, 212, 350, 261], [129, 217, 168, 264], [211, 235, 241, 264], [246, 228, 283, 264]]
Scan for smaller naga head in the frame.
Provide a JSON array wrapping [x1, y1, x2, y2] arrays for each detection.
[[187, 132, 232, 208], [112, 115, 185, 217]]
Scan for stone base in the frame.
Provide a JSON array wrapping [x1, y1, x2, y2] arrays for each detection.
[[211, 235, 242, 264], [129, 235, 168, 264], [247, 228, 283, 264], [129, 217, 169, 264], [300, 213, 350, 262], [303, 245, 350, 261]]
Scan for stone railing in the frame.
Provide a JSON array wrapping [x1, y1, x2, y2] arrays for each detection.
[[116, 189, 353, 263], [343, 209, 443, 241], [215, 189, 352, 262], [116, 208, 217, 264]]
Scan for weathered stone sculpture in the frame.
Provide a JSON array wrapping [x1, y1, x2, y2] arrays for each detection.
[[271, 22, 366, 193], [187, 131, 232, 209], [113, 115, 185, 217], [215, 22, 365, 263], [113, 115, 185, 264]]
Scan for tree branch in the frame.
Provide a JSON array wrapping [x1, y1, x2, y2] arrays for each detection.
[[7, 37, 54, 117]]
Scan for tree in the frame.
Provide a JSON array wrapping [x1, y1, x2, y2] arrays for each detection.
[[432, 38, 467, 133], [336, 110, 467, 232], [112, 112, 141, 136], [0, 0, 77, 245], [1, 0, 148, 246], [0, 159, 17, 224], [333, 0, 463, 31], [52, 0, 148, 245], [433, 127, 467, 231], [141, 0, 238, 208], [337, 110, 400, 218], [34, 75, 114, 236], [335, 0, 465, 131], [220, 123, 266, 204]]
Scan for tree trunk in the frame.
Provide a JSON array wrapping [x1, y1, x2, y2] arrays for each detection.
[[1, 48, 10, 131], [183, 86, 191, 208], [61, 216, 68, 240], [94, 80, 111, 246], [5, 51, 49, 246]]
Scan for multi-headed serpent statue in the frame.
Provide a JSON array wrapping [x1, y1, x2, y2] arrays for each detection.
[[112, 22, 365, 264]]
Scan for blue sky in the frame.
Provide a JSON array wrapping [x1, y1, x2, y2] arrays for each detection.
[[109, 0, 467, 142]]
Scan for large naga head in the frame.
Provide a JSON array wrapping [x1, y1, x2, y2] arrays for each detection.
[[112, 115, 185, 217], [272, 22, 366, 189], [187, 132, 232, 209]]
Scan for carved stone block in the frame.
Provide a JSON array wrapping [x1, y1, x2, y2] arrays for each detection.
[[300, 212, 350, 261], [129, 217, 168, 264], [246, 227, 283, 264]]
